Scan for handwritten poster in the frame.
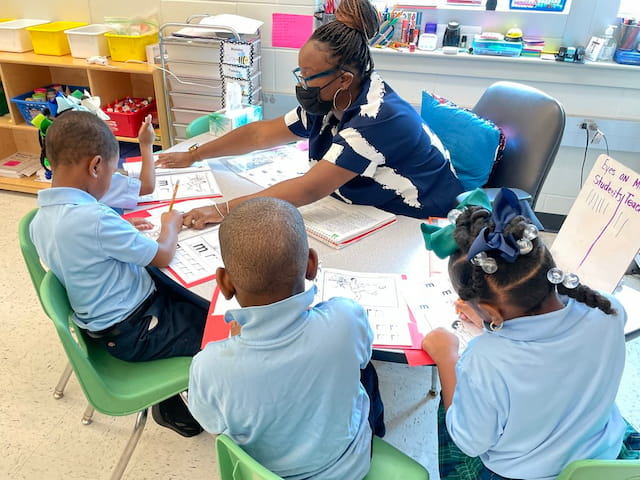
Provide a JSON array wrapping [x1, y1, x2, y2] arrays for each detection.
[[271, 13, 314, 49], [550, 155, 640, 293]]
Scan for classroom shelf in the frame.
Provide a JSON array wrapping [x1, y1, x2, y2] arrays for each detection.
[[0, 51, 170, 194]]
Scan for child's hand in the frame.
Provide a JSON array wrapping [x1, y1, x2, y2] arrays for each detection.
[[127, 217, 155, 231], [454, 299, 484, 329], [160, 209, 183, 229], [137, 114, 155, 148], [421, 328, 459, 364]]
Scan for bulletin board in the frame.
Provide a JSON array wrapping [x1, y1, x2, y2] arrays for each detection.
[[550, 155, 640, 293]]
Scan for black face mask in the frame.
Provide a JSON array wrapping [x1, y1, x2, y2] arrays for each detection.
[[295, 85, 334, 116], [295, 74, 342, 116]]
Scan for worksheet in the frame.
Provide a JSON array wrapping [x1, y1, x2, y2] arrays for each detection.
[[223, 144, 309, 188], [403, 276, 482, 353], [316, 268, 414, 348], [124, 198, 222, 287]]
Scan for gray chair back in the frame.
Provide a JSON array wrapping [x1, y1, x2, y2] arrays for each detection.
[[472, 81, 566, 207]]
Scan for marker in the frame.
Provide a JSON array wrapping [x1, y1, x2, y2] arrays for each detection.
[[168, 179, 180, 212]]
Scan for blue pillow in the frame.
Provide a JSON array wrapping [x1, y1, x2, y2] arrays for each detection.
[[421, 91, 504, 191]]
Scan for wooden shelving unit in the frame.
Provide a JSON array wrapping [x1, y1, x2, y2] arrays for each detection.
[[0, 51, 170, 193]]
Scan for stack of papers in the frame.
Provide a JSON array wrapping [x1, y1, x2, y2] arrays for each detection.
[[0, 152, 40, 178]]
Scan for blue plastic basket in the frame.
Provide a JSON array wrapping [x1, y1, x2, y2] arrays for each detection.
[[11, 84, 89, 125]]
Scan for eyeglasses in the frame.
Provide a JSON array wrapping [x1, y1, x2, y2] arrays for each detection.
[[292, 67, 340, 90]]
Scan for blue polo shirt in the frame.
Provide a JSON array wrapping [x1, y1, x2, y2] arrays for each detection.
[[100, 172, 141, 210], [188, 287, 373, 480], [447, 294, 627, 480], [285, 72, 463, 218], [30, 187, 157, 331]]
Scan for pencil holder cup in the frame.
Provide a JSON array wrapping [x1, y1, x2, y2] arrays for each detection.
[[616, 24, 640, 51]]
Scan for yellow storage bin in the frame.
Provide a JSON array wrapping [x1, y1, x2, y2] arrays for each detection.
[[27, 21, 87, 55], [105, 31, 158, 62]]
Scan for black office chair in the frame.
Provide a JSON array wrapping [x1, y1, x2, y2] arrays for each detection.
[[457, 81, 566, 209]]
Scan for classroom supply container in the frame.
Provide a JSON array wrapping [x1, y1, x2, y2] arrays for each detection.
[[169, 92, 223, 112], [472, 36, 523, 57], [616, 23, 640, 52], [27, 21, 87, 55], [65, 24, 113, 58], [0, 19, 50, 52], [102, 97, 156, 137], [11, 84, 88, 124], [104, 31, 158, 62]]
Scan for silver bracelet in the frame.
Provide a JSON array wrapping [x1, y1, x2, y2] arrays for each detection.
[[225, 201, 230, 215]]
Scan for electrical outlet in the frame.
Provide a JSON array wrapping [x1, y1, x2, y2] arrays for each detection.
[[579, 119, 598, 131]]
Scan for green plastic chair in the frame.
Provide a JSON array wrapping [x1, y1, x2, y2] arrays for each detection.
[[40, 270, 193, 480], [555, 459, 640, 480], [215, 434, 429, 480], [18, 208, 74, 400]]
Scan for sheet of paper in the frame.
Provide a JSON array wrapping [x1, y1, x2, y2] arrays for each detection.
[[317, 268, 413, 347], [125, 199, 222, 287], [223, 144, 309, 188], [141, 169, 222, 203], [550, 155, 640, 293], [403, 276, 482, 353], [271, 13, 314, 48]]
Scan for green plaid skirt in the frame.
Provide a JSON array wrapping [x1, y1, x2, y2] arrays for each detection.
[[437, 398, 640, 480]]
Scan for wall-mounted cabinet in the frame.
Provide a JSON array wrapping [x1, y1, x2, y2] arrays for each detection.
[[0, 51, 169, 193]]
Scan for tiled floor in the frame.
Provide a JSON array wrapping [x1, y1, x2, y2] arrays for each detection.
[[1, 189, 638, 479]]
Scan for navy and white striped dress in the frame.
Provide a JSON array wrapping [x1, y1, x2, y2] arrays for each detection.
[[285, 72, 463, 218]]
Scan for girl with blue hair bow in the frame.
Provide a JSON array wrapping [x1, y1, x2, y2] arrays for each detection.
[[422, 188, 635, 480]]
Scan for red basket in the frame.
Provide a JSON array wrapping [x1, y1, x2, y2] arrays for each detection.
[[102, 97, 156, 137]]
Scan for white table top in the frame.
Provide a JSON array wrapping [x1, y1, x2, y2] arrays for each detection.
[[164, 133, 640, 342]]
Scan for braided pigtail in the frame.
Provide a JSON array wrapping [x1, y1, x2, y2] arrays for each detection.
[[557, 283, 616, 315], [311, 0, 379, 78]]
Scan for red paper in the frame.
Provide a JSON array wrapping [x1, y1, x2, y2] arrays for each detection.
[[272, 13, 314, 48]]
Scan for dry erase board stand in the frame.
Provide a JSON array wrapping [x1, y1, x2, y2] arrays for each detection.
[[159, 16, 262, 145]]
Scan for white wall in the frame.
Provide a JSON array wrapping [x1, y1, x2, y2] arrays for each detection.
[[1, 0, 636, 215]]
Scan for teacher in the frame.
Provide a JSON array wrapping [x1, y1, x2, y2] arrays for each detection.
[[157, 0, 463, 228]]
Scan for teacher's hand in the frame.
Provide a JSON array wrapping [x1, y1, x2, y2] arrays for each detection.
[[156, 151, 195, 169], [183, 206, 224, 229]]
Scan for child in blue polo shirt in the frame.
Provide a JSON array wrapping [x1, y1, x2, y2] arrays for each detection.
[[188, 197, 378, 479], [30, 110, 207, 437]]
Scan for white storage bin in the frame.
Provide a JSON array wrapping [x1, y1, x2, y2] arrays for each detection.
[[172, 108, 209, 124], [65, 24, 112, 58], [0, 19, 49, 52], [165, 40, 220, 64], [170, 92, 223, 111], [167, 75, 223, 96], [167, 61, 221, 80]]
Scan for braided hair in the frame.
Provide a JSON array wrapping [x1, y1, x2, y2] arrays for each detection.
[[448, 206, 616, 315], [310, 0, 380, 79]]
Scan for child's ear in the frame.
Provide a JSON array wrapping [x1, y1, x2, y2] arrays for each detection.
[[216, 267, 236, 300], [305, 248, 319, 281], [88, 155, 102, 178], [477, 302, 505, 326]]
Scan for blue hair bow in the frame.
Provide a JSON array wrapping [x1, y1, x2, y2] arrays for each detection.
[[466, 188, 525, 263]]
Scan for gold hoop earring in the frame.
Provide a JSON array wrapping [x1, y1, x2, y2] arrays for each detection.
[[489, 321, 503, 332], [333, 88, 352, 112]]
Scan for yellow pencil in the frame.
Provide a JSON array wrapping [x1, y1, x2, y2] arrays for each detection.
[[168, 179, 180, 212]]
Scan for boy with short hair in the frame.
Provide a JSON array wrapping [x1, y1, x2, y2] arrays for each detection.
[[188, 197, 375, 479], [30, 110, 207, 436]]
